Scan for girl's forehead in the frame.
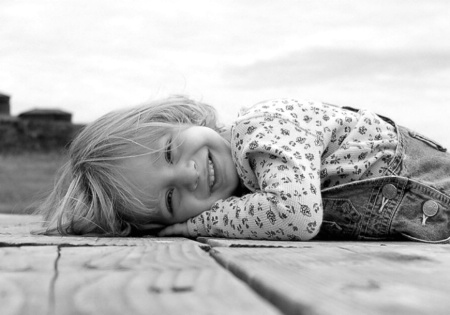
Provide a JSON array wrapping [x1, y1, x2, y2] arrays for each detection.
[[137, 125, 177, 147], [133, 124, 192, 157]]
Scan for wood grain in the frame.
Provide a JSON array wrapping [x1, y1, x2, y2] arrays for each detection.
[[197, 237, 304, 248], [53, 243, 281, 315], [1, 215, 281, 314], [0, 246, 57, 315], [0, 214, 207, 247], [211, 243, 450, 315], [0, 233, 205, 247], [198, 237, 424, 248], [5, 214, 450, 315]]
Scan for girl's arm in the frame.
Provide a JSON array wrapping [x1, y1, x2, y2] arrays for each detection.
[[161, 102, 324, 240]]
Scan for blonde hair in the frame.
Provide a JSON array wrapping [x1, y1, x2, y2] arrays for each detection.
[[36, 95, 222, 236]]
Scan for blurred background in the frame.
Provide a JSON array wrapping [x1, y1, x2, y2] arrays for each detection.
[[1, 0, 450, 213]]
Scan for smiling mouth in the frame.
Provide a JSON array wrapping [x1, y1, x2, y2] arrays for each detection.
[[208, 155, 216, 189]]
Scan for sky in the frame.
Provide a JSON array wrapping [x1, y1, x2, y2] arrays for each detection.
[[1, 0, 450, 146]]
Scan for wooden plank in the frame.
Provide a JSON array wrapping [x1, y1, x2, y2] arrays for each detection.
[[54, 242, 282, 315], [0, 214, 40, 227], [210, 243, 450, 315], [0, 233, 205, 247], [198, 237, 422, 248], [197, 237, 303, 248], [0, 214, 42, 237], [0, 246, 57, 315], [0, 246, 56, 271], [0, 214, 206, 247]]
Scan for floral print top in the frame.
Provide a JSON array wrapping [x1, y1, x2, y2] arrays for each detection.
[[185, 99, 398, 240]]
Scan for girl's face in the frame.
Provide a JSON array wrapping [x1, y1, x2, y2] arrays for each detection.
[[121, 126, 239, 224]]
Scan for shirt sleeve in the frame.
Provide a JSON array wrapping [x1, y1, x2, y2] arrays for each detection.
[[185, 100, 324, 240]]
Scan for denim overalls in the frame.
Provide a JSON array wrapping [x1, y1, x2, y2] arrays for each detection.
[[318, 111, 450, 243]]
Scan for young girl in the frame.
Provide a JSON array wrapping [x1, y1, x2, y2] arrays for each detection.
[[38, 95, 450, 243]]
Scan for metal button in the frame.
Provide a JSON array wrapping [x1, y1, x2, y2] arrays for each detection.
[[422, 200, 439, 217], [382, 184, 397, 199]]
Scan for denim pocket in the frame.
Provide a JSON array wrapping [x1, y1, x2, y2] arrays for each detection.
[[391, 180, 450, 243], [409, 131, 447, 152]]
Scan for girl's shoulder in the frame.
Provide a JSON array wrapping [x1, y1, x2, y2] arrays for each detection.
[[237, 98, 341, 121]]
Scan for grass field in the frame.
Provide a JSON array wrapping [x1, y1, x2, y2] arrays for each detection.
[[0, 152, 68, 214]]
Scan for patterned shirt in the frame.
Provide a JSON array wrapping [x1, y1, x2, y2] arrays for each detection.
[[186, 99, 398, 240]]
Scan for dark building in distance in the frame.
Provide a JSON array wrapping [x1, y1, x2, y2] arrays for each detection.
[[18, 109, 72, 123], [0, 93, 10, 116], [0, 91, 82, 152]]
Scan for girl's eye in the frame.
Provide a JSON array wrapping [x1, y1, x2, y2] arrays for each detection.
[[165, 189, 174, 214], [165, 139, 173, 163]]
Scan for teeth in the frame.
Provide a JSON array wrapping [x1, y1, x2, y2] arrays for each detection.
[[208, 158, 215, 188]]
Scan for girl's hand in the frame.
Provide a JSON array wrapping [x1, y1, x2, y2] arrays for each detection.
[[158, 222, 190, 237]]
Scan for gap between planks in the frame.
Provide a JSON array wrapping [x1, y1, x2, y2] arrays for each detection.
[[0, 242, 282, 315], [206, 241, 450, 315]]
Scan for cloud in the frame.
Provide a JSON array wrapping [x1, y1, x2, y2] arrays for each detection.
[[223, 48, 450, 89]]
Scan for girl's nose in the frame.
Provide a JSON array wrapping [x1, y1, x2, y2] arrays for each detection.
[[177, 160, 199, 191]]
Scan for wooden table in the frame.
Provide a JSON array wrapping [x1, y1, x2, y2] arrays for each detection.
[[2, 214, 450, 315]]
